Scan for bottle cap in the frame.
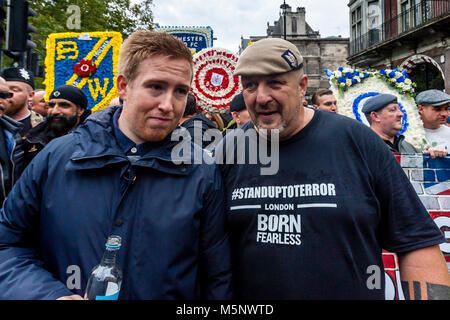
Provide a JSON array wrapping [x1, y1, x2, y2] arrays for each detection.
[[105, 235, 122, 248]]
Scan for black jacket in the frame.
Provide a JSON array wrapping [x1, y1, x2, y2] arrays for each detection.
[[23, 109, 91, 166], [0, 115, 25, 204], [384, 134, 420, 153]]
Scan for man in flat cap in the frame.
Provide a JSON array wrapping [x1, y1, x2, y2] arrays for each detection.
[[23, 85, 91, 165], [2, 67, 43, 136], [217, 38, 449, 300], [363, 93, 447, 158], [363, 93, 418, 153], [229, 93, 250, 128], [416, 89, 450, 151]]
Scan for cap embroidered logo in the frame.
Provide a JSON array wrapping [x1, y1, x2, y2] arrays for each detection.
[[19, 69, 30, 80], [281, 50, 298, 70]]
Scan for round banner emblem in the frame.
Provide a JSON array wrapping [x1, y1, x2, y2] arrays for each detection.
[[73, 59, 98, 78], [191, 48, 242, 113]]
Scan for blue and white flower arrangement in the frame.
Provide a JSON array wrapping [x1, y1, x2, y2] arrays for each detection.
[[326, 66, 425, 149], [376, 68, 416, 97], [327, 67, 372, 95]]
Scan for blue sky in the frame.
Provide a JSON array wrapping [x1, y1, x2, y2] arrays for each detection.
[[152, 0, 350, 53]]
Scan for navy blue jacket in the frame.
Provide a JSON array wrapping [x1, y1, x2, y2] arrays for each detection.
[[0, 106, 232, 300]]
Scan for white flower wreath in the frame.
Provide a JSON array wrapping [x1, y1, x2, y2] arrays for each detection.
[[326, 68, 427, 150]]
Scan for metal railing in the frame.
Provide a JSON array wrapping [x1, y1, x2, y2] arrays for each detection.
[[350, 0, 449, 56]]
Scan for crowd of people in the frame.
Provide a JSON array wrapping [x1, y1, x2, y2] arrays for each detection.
[[0, 30, 448, 300]]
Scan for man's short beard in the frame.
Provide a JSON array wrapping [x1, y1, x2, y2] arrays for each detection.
[[254, 122, 286, 140], [5, 101, 26, 117], [48, 111, 79, 135]]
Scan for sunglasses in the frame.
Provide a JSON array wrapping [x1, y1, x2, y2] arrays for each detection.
[[0, 91, 13, 99]]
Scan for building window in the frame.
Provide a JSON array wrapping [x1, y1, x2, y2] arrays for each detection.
[[421, 0, 432, 22], [401, 0, 429, 32], [401, 0, 411, 32], [368, 1, 380, 46], [413, 0, 421, 26], [351, 6, 362, 52], [292, 16, 297, 34]]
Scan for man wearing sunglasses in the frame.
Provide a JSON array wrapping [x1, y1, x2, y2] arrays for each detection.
[[0, 89, 13, 115], [2, 67, 43, 136], [0, 77, 25, 204]]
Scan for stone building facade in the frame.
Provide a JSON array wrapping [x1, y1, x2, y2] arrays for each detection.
[[347, 0, 450, 93], [239, 4, 350, 102]]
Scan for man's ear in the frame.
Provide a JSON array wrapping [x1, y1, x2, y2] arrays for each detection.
[[312, 104, 318, 110], [28, 90, 35, 101], [417, 105, 423, 115], [77, 107, 84, 118], [116, 75, 128, 102], [370, 111, 380, 123], [231, 111, 240, 125], [298, 73, 308, 96]]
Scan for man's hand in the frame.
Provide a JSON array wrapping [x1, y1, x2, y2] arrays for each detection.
[[57, 294, 85, 300], [423, 147, 448, 158]]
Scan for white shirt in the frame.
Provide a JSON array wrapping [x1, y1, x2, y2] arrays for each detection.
[[424, 125, 450, 150]]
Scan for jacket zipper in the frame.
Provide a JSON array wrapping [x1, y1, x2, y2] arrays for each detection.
[[9, 139, 16, 184], [0, 134, 16, 199], [108, 163, 137, 235], [0, 165, 5, 199]]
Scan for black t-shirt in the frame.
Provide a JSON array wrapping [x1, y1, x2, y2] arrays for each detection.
[[219, 110, 444, 300]]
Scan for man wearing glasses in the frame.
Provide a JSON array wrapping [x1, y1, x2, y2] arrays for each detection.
[[0, 77, 25, 204]]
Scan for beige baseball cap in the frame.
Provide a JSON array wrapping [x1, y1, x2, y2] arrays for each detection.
[[234, 38, 303, 76]]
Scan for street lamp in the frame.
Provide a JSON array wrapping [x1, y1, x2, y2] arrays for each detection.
[[280, 0, 289, 40]]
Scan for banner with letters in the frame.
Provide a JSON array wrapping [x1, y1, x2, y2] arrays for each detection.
[[44, 31, 123, 112], [157, 26, 213, 54]]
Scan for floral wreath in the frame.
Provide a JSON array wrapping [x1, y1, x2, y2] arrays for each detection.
[[326, 67, 416, 97], [44, 31, 122, 112], [325, 67, 426, 149], [191, 47, 242, 113]]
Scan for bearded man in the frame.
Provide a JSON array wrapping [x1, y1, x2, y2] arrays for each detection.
[[23, 85, 91, 165], [217, 38, 449, 300]]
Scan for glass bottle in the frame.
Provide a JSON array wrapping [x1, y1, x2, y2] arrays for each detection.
[[85, 235, 123, 300]]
